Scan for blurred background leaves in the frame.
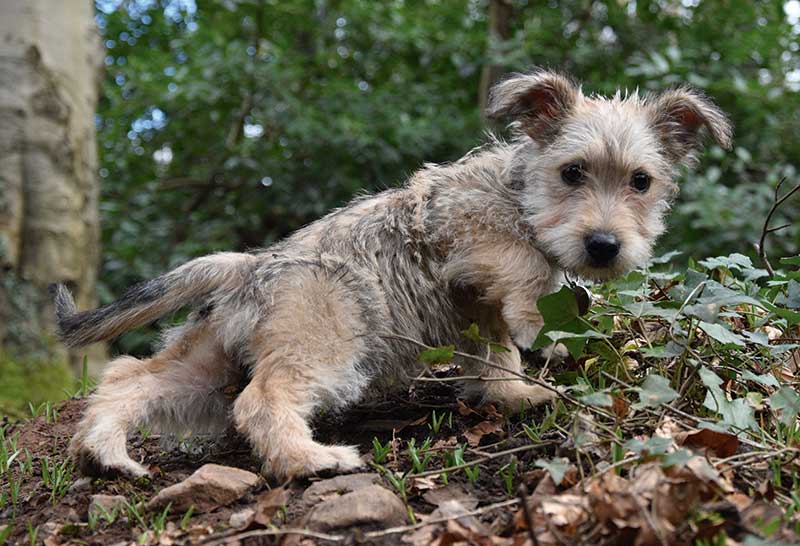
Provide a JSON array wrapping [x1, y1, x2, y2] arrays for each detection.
[[94, 0, 800, 353]]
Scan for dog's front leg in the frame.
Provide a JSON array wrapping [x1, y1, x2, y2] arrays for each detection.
[[447, 236, 562, 350], [500, 288, 546, 349], [461, 335, 558, 413]]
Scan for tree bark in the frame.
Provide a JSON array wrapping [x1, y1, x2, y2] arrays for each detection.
[[0, 0, 103, 370], [479, 0, 513, 116]]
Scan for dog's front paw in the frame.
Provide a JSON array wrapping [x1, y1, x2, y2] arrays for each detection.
[[538, 342, 569, 362], [314, 445, 365, 474], [271, 444, 365, 480], [487, 382, 560, 414]]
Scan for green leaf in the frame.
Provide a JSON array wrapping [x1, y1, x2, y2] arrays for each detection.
[[418, 345, 455, 365], [544, 330, 609, 342], [532, 287, 590, 357], [662, 448, 694, 467], [762, 301, 800, 325], [633, 374, 679, 409], [579, 392, 613, 407], [488, 342, 510, 353], [461, 323, 488, 345], [536, 286, 580, 327], [776, 279, 800, 309], [621, 301, 679, 319], [649, 250, 683, 265], [698, 321, 746, 346], [701, 367, 757, 430], [534, 457, 570, 485], [769, 387, 800, 426], [741, 370, 780, 388], [698, 253, 755, 272], [641, 341, 686, 359], [624, 436, 672, 455]]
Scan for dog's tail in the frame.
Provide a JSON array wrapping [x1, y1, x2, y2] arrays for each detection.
[[50, 252, 257, 348]]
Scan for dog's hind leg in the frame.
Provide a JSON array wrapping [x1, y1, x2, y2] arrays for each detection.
[[233, 267, 369, 480], [70, 320, 238, 477]]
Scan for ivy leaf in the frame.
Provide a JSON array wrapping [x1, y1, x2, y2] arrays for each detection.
[[769, 387, 800, 426], [741, 370, 780, 388], [762, 301, 800, 326], [698, 253, 756, 272], [536, 286, 580, 327], [698, 321, 746, 346], [633, 374, 679, 409], [775, 279, 800, 309], [622, 301, 679, 319], [649, 250, 683, 265], [418, 345, 455, 365], [624, 436, 673, 456], [544, 330, 609, 342], [701, 367, 757, 431], [579, 392, 613, 407], [662, 448, 694, 467], [534, 457, 570, 486], [532, 287, 589, 357]]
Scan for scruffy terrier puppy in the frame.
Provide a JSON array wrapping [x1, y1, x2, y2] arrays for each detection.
[[52, 70, 731, 480]]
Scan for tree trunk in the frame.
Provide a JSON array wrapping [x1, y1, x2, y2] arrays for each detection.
[[0, 0, 103, 371], [479, 0, 513, 116]]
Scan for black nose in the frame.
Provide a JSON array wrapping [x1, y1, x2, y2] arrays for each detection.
[[585, 232, 620, 266]]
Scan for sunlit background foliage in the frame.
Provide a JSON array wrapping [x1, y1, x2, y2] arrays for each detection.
[[95, 0, 800, 353]]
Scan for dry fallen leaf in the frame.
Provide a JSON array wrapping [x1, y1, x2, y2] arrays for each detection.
[[612, 394, 631, 420], [463, 420, 504, 447], [254, 486, 290, 526], [677, 427, 740, 458], [423, 483, 479, 511]]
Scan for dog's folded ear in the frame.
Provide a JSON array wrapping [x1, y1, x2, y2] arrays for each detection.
[[650, 87, 733, 165], [486, 69, 580, 142]]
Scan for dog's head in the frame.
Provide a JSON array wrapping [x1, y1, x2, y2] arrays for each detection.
[[488, 69, 732, 281]]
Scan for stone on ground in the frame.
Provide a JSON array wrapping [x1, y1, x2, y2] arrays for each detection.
[[146, 464, 261, 513]]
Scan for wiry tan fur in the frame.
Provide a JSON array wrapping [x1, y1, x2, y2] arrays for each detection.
[[52, 69, 732, 480]]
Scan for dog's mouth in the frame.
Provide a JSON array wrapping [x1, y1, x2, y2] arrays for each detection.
[[570, 262, 627, 283]]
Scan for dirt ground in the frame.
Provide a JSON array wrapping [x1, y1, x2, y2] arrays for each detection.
[[1, 352, 798, 546], [0, 370, 552, 545]]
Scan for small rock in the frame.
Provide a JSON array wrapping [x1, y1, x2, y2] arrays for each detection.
[[303, 484, 407, 532], [146, 464, 261, 513], [302, 472, 381, 505], [88, 494, 126, 520], [69, 477, 92, 493], [229, 508, 255, 529]]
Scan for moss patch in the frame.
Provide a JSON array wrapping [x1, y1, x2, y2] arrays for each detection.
[[0, 354, 73, 419]]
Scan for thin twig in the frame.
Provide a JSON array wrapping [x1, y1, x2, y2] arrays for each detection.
[[758, 177, 800, 277], [517, 484, 540, 546], [380, 333, 619, 424], [204, 527, 345, 544], [407, 441, 556, 479], [362, 498, 520, 539]]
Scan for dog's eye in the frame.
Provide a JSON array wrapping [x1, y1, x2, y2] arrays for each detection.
[[630, 171, 651, 193], [561, 164, 585, 186]]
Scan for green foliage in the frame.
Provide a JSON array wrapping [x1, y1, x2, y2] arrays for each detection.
[[534, 457, 570, 486], [371, 437, 391, 464], [418, 345, 456, 366]]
